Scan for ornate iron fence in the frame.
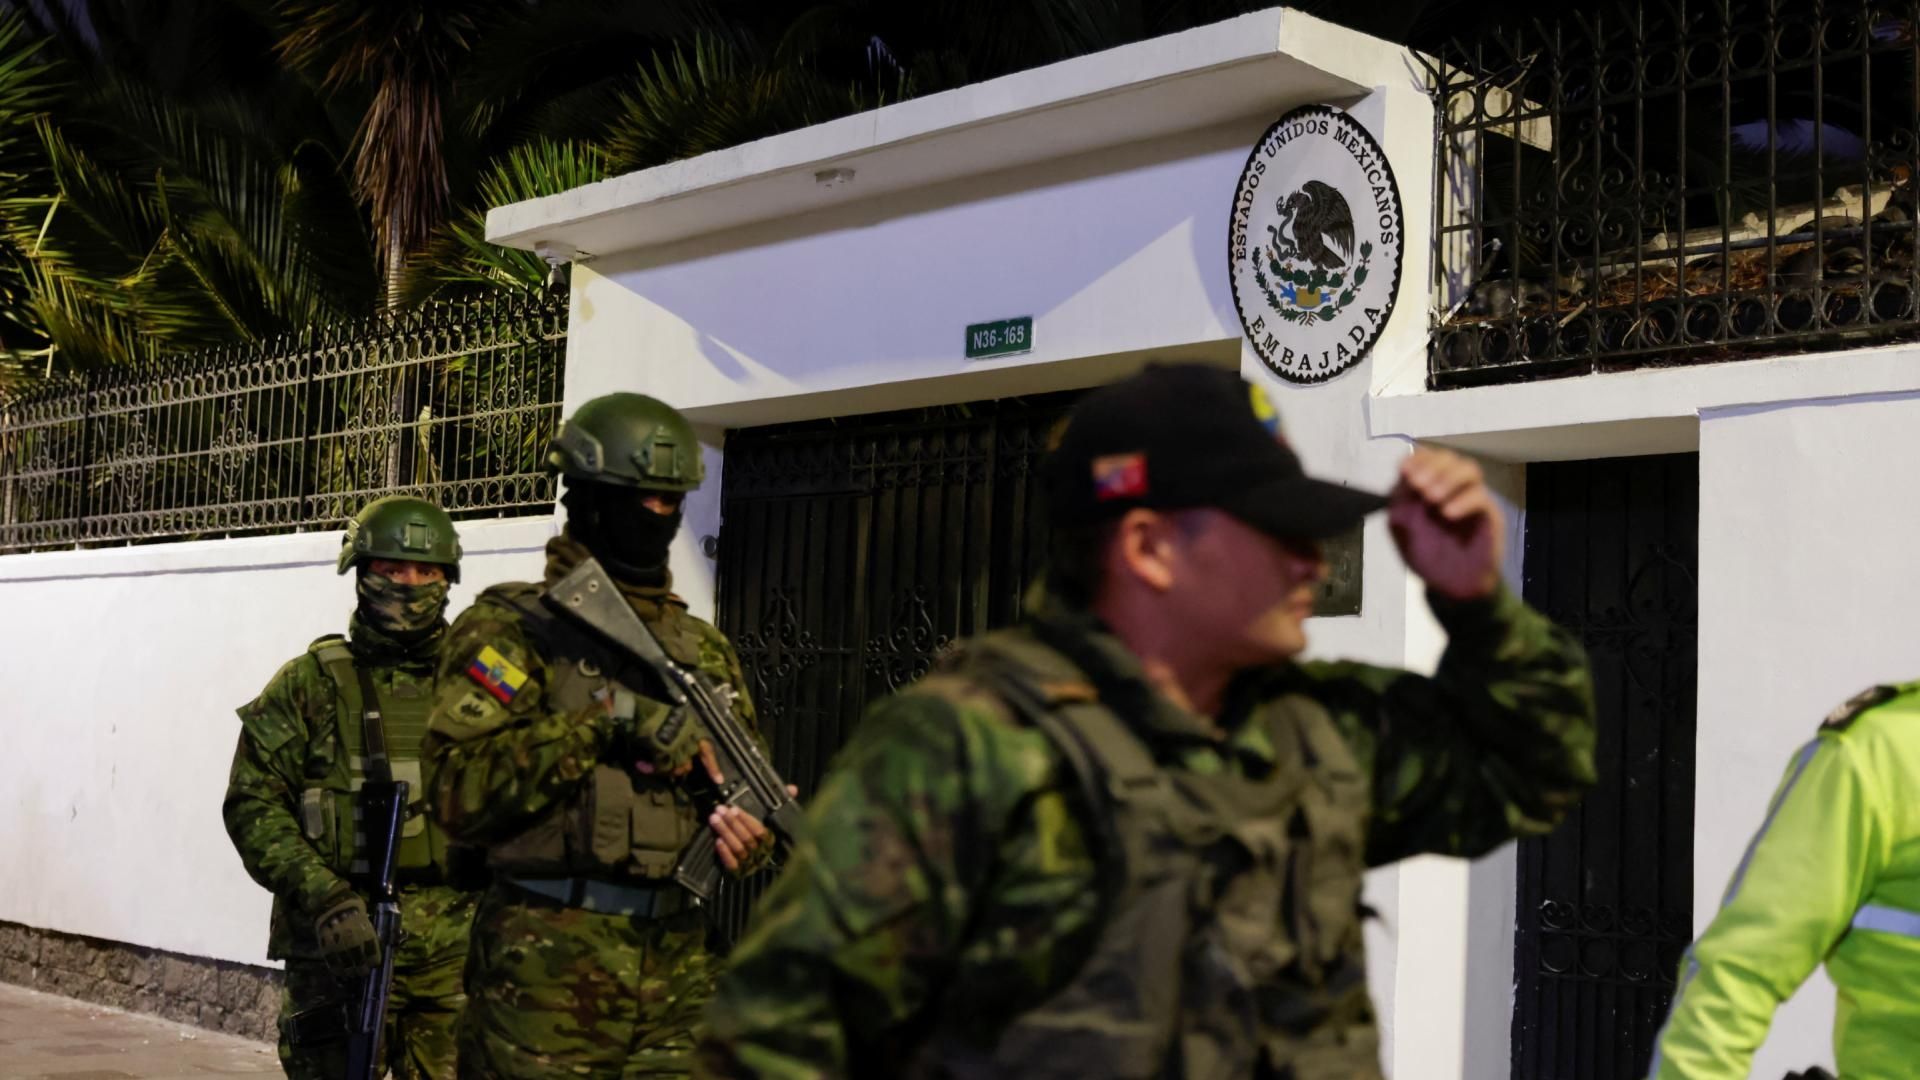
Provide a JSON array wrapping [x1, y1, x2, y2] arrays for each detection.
[[1426, 0, 1920, 387], [0, 288, 566, 553]]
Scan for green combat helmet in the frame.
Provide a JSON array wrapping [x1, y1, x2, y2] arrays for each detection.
[[547, 392, 704, 493], [337, 495, 463, 582]]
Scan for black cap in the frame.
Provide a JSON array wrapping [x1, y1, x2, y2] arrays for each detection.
[[1043, 364, 1387, 540]]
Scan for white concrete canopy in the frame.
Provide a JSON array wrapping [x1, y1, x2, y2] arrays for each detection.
[[487, 8, 1419, 261], [1368, 338, 1920, 462]]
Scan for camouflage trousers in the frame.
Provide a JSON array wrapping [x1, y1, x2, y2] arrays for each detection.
[[456, 880, 716, 1079], [277, 883, 478, 1080]]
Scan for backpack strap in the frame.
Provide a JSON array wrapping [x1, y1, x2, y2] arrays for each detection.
[[964, 637, 1170, 900], [310, 637, 392, 785], [309, 637, 358, 734]]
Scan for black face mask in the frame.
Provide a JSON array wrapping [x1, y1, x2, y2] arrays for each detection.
[[564, 483, 683, 583]]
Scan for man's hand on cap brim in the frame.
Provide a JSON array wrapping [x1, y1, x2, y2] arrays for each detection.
[[1388, 446, 1503, 601]]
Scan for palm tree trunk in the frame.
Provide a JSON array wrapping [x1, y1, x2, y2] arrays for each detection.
[[384, 227, 406, 311], [383, 218, 409, 488]]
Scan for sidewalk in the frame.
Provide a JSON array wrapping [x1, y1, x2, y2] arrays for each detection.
[[0, 983, 278, 1079]]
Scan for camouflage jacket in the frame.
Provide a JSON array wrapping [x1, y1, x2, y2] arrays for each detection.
[[222, 614, 447, 960], [422, 536, 759, 859], [697, 584, 1596, 1079]]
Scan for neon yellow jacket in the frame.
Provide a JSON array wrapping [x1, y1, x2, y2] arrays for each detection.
[[1650, 684, 1920, 1079]]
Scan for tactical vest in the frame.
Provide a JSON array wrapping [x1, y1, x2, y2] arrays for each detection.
[[909, 631, 1371, 1080], [300, 637, 450, 879], [477, 583, 704, 883]]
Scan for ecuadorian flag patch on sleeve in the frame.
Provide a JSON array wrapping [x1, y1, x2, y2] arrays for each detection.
[[466, 645, 528, 704]]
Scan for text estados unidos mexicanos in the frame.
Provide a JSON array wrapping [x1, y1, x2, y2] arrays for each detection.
[[1231, 116, 1401, 263]]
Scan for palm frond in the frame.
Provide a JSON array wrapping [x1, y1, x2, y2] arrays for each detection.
[[0, 10, 57, 360], [603, 31, 880, 173], [4, 104, 312, 362], [88, 78, 312, 305], [0, 11, 54, 132], [22, 119, 167, 273], [456, 0, 716, 142], [409, 137, 610, 302], [14, 250, 154, 370]]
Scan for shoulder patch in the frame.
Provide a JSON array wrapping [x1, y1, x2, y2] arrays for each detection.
[[1823, 685, 1897, 731], [465, 644, 529, 704]]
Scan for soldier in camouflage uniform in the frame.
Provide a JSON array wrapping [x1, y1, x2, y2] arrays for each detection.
[[224, 496, 477, 1080], [423, 393, 775, 1080], [698, 364, 1599, 1079]]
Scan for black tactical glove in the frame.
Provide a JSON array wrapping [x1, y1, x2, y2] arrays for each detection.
[[312, 892, 380, 978], [607, 688, 704, 774]]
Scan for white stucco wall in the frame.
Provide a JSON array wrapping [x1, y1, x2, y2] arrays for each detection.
[[1385, 463, 1528, 1080], [0, 515, 556, 966], [1693, 390, 1920, 1076]]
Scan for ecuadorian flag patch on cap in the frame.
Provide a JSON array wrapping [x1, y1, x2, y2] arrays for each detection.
[[1249, 383, 1287, 444], [1092, 452, 1148, 501], [466, 645, 528, 704]]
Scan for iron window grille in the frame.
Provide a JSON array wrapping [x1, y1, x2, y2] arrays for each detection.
[[1425, 0, 1920, 387]]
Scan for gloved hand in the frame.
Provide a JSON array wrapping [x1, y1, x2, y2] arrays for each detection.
[[312, 892, 380, 978], [608, 689, 705, 776]]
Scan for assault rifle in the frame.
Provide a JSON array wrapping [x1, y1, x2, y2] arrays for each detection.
[[344, 778, 406, 1080], [544, 556, 805, 901]]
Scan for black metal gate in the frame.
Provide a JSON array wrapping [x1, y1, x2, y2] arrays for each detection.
[[709, 391, 1076, 936], [1513, 454, 1699, 1079]]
